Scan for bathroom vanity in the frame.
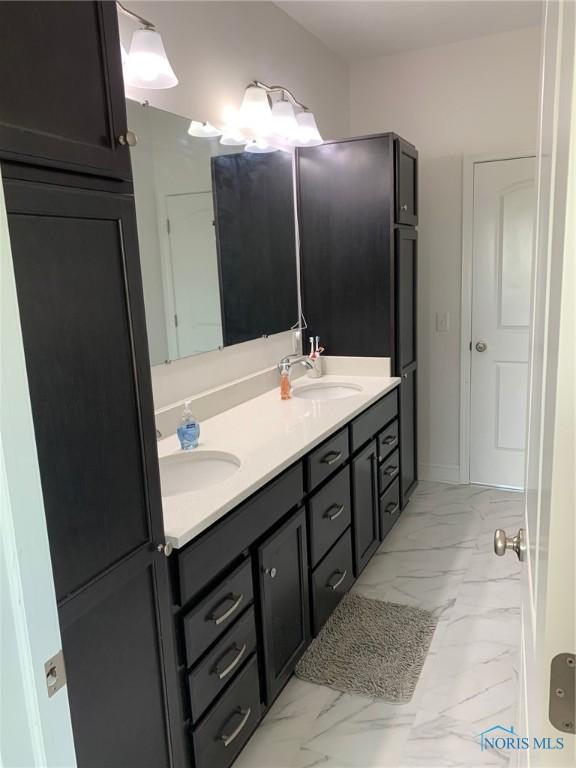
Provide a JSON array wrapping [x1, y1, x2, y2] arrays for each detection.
[[158, 372, 400, 768]]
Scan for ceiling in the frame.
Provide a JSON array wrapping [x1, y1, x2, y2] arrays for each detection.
[[275, 1, 543, 61]]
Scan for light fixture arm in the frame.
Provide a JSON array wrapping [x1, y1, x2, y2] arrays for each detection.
[[116, 1, 155, 30], [249, 80, 309, 112]]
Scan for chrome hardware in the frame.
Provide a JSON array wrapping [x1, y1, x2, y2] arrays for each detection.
[[219, 707, 252, 747], [157, 541, 173, 557], [383, 465, 399, 478], [385, 502, 399, 515], [44, 650, 66, 697], [324, 503, 345, 521], [328, 569, 347, 590], [475, 340, 488, 352], [382, 435, 397, 446], [118, 130, 137, 147], [403, 373, 408, 379], [209, 593, 244, 625], [494, 528, 526, 562], [213, 643, 247, 680], [401, 203, 408, 211], [321, 451, 342, 466], [264, 567, 277, 578], [549, 654, 575, 733], [278, 354, 314, 377]]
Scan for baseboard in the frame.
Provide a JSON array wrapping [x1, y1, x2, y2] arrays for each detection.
[[418, 462, 461, 484]]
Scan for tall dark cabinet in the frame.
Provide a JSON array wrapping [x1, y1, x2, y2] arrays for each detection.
[[0, 3, 184, 767], [298, 134, 418, 508]]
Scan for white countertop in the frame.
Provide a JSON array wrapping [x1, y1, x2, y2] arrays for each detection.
[[159, 373, 400, 549]]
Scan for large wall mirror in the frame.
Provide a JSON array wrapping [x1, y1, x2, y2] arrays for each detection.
[[127, 99, 299, 366]]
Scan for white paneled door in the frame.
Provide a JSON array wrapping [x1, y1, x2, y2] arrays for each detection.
[[470, 157, 536, 488]]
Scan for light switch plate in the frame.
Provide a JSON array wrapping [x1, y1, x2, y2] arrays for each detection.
[[436, 312, 450, 332]]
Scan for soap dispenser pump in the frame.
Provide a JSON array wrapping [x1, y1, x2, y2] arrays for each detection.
[[177, 400, 200, 450]]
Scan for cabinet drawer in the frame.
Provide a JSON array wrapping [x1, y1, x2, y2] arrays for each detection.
[[188, 607, 257, 723], [379, 449, 400, 494], [178, 463, 303, 604], [183, 558, 254, 665], [308, 465, 351, 567], [378, 420, 398, 460], [192, 655, 261, 768], [379, 478, 400, 541], [306, 428, 349, 491], [351, 390, 398, 452], [312, 530, 354, 635]]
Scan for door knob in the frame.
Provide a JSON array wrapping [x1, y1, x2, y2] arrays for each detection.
[[157, 541, 173, 557], [494, 528, 526, 561], [264, 567, 277, 578], [118, 130, 138, 147], [475, 341, 488, 352]]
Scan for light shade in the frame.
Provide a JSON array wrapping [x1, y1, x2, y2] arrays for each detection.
[[188, 121, 222, 138], [220, 130, 246, 146], [290, 111, 323, 147], [270, 100, 299, 140], [244, 138, 278, 154], [124, 29, 178, 89], [238, 86, 272, 136]]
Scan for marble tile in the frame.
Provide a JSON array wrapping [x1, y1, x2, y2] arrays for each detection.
[[236, 482, 523, 768]]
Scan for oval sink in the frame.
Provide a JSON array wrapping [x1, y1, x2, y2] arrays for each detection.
[[292, 382, 363, 401], [159, 450, 240, 496]]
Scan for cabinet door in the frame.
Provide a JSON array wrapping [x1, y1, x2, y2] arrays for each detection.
[[4, 171, 182, 767], [0, 1, 130, 179], [351, 440, 380, 575], [258, 509, 310, 703], [395, 228, 418, 371], [395, 138, 418, 225], [399, 368, 418, 507]]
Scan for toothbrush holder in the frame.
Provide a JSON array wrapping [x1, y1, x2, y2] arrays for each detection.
[[307, 356, 324, 379]]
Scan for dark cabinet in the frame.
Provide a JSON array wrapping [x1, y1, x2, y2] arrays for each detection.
[[0, 1, 131, 179], [258, 509, 310, 703], [395, 138, 418, 225], [396, 228, 418, 506], [351, 440, 380, 575]]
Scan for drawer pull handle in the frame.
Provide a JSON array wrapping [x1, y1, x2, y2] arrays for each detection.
[[385, 502, 399, 516], [324, 503, 345, 521], [383, 465, 399, 479], [327, 569, 347, 590], [208, 593, 243, 625], [382, 435, 397, 446], [321, 451, 342, 466], [219, 707, 252, 747], [213, 643, 247, 680]]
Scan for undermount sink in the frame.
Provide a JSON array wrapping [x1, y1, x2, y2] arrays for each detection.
[[159, 450, 241, 496], [292, 382, 363, 401]]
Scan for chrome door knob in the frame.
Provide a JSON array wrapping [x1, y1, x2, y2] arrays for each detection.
[[157, 541, 173, 557], [494, 528, 526, 561], [264, 567, 277, 578], [118, 130, 138, 147], [475, 341, 488, 352]]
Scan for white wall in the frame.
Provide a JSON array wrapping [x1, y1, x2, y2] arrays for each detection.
[[350, 26, 541, 481], [120, 1, 349, 407]]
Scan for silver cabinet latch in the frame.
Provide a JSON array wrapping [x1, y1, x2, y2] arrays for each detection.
[[549, 653, 575, 733], [45, 650, 66, 698]]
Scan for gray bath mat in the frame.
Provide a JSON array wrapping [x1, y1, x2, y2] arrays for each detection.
[[295, 594, 437, 703]]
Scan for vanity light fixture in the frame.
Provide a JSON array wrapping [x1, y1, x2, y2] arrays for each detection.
[[187, 121, 222, 138], [218, 81, 323, 153], [117, 1, 178, 90]]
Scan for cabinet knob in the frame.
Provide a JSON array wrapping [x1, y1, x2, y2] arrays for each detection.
[[157, 541, 173, 557], [118, 130, 138, 147], [401, 203, 408, 211], [264, 567, 277, 579]]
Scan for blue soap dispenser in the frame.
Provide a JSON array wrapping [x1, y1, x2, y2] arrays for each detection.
[[177, 400, 200, 450]]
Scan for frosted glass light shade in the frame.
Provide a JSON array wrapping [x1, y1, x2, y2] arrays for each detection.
[[187, 121, 222, 138], [239, 86, 272, 135], [270, 100, 298, 140], [244, 138, 278, 154], [220, 130, 246, 146], [124, 29, 178, 89], [290, 111, 323, 147]]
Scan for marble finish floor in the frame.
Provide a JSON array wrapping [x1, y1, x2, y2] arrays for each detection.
[[235, 481, 524, 768]]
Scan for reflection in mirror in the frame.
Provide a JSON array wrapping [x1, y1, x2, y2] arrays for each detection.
[[127, 99, 299, 366]]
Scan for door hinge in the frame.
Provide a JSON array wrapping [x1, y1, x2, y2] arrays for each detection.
[[174, 313, 178, 328], [166, 218, 171, 235], [549, 653, 575, 733], [45, 650, 67, 698]]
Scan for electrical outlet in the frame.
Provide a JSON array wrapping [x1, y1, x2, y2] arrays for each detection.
[[436, 312, 450, 332]]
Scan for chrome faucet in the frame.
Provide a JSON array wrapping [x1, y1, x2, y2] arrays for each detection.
[[278, 354, 314, 377]]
